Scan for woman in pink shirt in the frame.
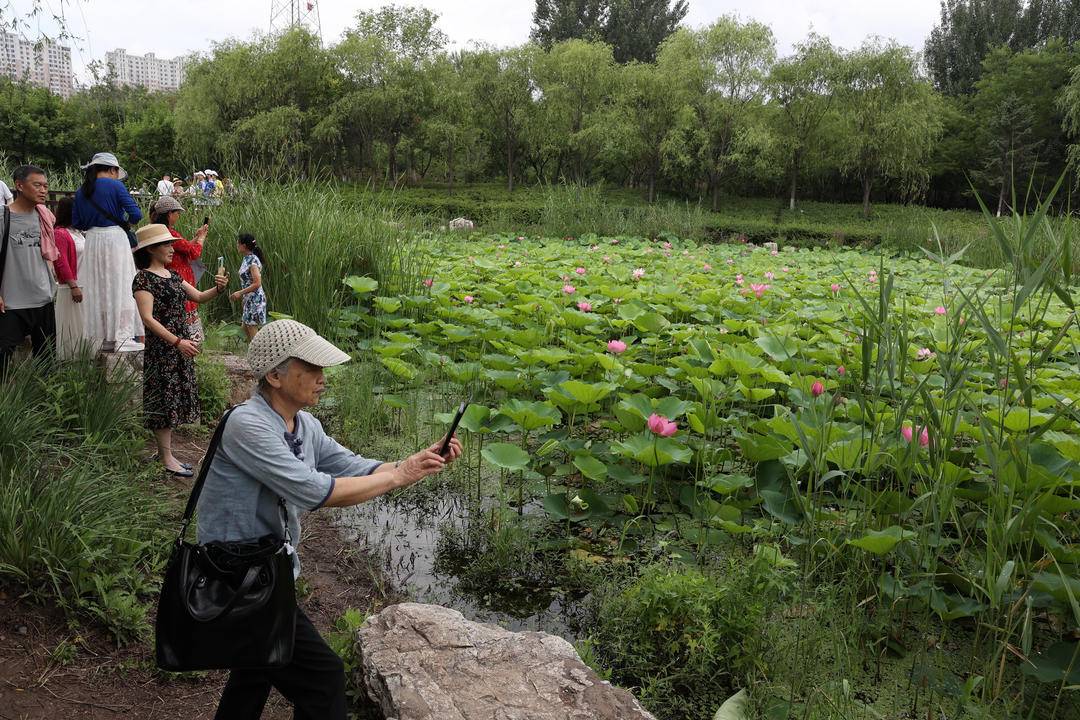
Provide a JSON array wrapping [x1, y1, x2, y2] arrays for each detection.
[[52, 197, 85, 359]]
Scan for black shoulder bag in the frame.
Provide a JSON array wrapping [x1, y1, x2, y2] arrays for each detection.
[[84, 193, 138, 248], [155, 407, 298, 671]]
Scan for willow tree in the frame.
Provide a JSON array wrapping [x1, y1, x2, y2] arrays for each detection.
[[837, 41, 943, 218], [658, 17, 775, 209], [767, 34, 843, 211]]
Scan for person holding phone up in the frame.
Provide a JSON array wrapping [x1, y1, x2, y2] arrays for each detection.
[[150, 196, 209, 342], [132, 224, 228, 477], [195, 319, 463, 718]]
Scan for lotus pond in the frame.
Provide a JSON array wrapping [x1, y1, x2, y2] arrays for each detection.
[[326, 225, 1079, 719]]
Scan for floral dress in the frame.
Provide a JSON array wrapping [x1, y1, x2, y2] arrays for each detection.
[[239, 254, 267, 326], [132, 270, 200, 430]]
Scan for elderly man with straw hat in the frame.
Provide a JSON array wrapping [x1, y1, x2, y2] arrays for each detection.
[[192, 319, 462, 718]]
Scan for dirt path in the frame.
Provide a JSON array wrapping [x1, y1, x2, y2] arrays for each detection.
[[0, 370, 397, 719]]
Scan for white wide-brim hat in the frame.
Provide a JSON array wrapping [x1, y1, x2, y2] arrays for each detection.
[[248, 320, 351, 378], [132, 223, 174, 253], [81, 152, 127, 180]]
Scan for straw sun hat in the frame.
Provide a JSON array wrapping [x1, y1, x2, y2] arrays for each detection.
[[132, 224, 174, 253], [247, 320, 351, 378]]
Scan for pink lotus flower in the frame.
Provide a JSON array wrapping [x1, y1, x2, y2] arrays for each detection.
[[765, 271, 775, 281], [561, 274, 569, 281], [514, 261, 522, 268], [934, 306, 946, 315], [516, 236, 525, 241], [602, 255, 611, 263], [901, 425, 913, 443], [632, 268, 645, 280], [563, 284, 576, 294], [770, 249, 779, 256], [837, 365, 846, 376], [750, 283, 770, 298], [498, 244, 506, 250], [590, 244, 599, 251], [607, 339, 627, 354], [575, 267, 587, 275], [610, 238, 619, 245], [811, 381, 824, 397], [735, 274, 744, 286], [577, 301, 592, 312], [998, 377, 1008, 389], [662, 241, 672, 249], [423, 278, 433, 287], [916, 348, 934, 361], [702, 263, 712, 271], [463, 295, 474, 304], [726, 258, 735, 265], [919, 427, 930, 447], [647, 413, 678, 437], [782, 267, 790, 273], [830, 283, 841, 294]]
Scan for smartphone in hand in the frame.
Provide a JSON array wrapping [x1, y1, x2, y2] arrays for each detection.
[[439, 401, 468, 457]]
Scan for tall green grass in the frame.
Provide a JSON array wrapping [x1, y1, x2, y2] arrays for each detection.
[[0, 352, 165, 643], [173, 182, 425, 338]]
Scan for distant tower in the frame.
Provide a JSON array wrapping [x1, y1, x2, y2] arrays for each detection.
[[269, 0, 322, 43]]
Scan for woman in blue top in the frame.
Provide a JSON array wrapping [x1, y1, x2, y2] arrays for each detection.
[[72, 152, 144, 352]]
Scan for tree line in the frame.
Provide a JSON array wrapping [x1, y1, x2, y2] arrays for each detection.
[[4, 1, 1080, 216]]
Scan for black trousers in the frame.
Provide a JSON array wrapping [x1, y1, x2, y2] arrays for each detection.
[[0, 302, 55, 376], [214, 609, 347, 720]]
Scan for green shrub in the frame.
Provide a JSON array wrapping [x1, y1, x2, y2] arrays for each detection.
[[196, 352, 232, 422], [590, 562, 765, 720]]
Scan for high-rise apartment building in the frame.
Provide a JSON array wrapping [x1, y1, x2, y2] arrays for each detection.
[[105, 49, 186, 92], [0, 32, 74, 98]]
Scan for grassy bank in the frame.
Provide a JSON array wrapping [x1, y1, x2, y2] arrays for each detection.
[[355, 182, 1076, 273]]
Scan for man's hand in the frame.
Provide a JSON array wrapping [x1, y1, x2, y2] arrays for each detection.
[[427, 435, 463, 462], [395, 448, 447, 486], [0, 294, 5, 313], [70, 286, 83, 303]]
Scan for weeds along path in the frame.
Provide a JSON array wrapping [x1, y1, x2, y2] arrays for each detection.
[[0, 352, 395, 720]]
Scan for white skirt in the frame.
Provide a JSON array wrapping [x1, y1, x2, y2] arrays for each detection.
[[81, 225, 144, 350], [54, 287, 87, 360]]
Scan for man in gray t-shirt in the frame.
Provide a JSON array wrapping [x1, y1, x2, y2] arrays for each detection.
[[0, 165, 57, 375]]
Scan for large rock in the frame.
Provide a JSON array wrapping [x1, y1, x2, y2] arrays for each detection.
[[355, 603, 656, 720]]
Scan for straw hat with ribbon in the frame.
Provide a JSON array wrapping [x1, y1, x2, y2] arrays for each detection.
[[132, 224, 175, 253]]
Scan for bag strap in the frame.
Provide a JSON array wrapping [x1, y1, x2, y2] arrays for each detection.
[[0, 206, 9, 294], [178, 406, 239, 540], [85, 192, 132, 231]]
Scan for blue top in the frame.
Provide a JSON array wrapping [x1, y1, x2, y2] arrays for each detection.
[[71, 177, 143, 231], [195, 391, 384, 575]]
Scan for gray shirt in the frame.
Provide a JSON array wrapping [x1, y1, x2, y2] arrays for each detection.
[[1, 209, 54, 310], [196, 390, 383, 575]]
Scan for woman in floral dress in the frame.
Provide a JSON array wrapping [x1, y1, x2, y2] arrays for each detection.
[[230, 233, 267, 341], [131, 224, 227, 477]]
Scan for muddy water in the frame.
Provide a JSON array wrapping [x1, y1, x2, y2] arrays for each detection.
[[335, 487, 588, 638]]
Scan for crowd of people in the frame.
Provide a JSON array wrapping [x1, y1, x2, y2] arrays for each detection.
[[0, 154, 269, 476], [155, 170, 237, 201], [2, 154, 469, 720]]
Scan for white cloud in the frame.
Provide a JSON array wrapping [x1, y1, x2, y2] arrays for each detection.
[[7, 0, 942, 83]]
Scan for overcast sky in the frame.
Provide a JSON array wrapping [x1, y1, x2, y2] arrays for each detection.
[[9, 0, 944, 82]]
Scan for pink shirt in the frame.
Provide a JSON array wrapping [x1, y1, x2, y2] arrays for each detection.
[[53, 227, 78, 284]]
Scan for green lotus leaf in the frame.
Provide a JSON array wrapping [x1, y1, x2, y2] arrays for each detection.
[[572, 454, 608, 481], [498, 399, 561, 431], [374, 296, 402, 314], [379, 356, 418, 381], [343, 275, 379, 294], [613, 433, 693, 467], [847, 526, 917, 555], [481, 442, 530, 470]]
